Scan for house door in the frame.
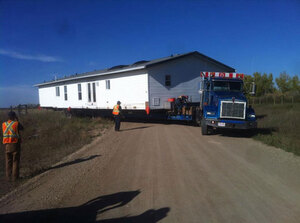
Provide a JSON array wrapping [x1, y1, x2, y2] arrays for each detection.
[[87, 82, 97, 106]]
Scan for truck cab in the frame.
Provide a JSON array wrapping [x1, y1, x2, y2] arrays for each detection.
[[199, 72, 257, 135]]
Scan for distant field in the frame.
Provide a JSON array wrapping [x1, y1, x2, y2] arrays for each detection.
[[253, 103, 300, 156], [0, 109, 113, 197]]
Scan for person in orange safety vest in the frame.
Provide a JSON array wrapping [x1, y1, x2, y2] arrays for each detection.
[[2, 111, 23, 181], [112, 101, 122, 131]]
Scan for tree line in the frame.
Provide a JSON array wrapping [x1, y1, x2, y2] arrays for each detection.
[[245, 72, 300, 97]]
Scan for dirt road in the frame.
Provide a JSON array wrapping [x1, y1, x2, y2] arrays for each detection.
[[0, 122, 300, 222]]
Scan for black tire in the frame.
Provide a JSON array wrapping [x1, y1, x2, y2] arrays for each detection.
[[194, 107, 201, 126], [201, 119, 209, 135]]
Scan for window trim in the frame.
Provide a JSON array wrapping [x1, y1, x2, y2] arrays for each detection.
[[87, 83, 91, 102], [153, 97, 160, 106], [165, 75, 171, 86], [92, 82, 96, 102], [64, 86, 68, 101], [78, 84, 82, 100], [55, 86, 60, 97], [106, 80, 110, 90]]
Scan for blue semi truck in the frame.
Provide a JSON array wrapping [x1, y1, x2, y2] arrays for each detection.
[[167, 72, 257, 135]]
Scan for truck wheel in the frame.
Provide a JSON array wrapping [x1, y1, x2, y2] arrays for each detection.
[[201, 119, 209, 135]]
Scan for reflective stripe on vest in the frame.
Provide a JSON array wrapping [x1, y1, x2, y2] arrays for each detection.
[[2, 121, 19, 144], [112, 105, 120, 115]]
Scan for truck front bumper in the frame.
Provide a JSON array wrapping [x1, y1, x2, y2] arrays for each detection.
[[205, 119, 257, 129]]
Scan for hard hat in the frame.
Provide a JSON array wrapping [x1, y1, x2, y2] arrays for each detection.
[[117, 101, 121, 105]]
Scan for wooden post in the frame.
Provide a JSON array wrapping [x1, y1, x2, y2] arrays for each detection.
[[18, 104, 21, 116], [265, 96, 267, 104], [265, 96, 266, 104]]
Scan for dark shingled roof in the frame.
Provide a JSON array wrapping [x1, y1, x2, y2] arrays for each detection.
[[35, 51, 235, 87]]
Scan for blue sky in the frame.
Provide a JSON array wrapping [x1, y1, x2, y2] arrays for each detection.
[[0, 0, 299, 107]]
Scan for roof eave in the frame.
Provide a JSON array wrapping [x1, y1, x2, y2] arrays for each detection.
[[144, 51, 197, 68], [145, 51, 235, 72], [34, 65, 145, 87]]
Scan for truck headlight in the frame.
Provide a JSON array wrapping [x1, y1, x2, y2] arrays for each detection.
[[207, 111, 215, 115]]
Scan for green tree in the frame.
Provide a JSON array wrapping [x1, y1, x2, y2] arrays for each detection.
[[244, 74, 254, 83], [253, 72, 263, 96], [252, 72, 274, 96], [290, 75, 300, 92], [275, 72, 292, 93], [266, 73, 275, 93], [243, 74, 254, 97]]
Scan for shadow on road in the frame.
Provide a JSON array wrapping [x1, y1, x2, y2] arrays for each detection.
[[22, 155, 102, 180], [46, 155, 101, 171], [0, 190, 170, 223], [124, 117, 196, 127], [119, 126, 153, 132], [97, 207, 170, 223]]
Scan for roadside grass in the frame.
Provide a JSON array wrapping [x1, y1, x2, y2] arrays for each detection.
[[253, 103, 300, 156], [0, 109, 113, 197]]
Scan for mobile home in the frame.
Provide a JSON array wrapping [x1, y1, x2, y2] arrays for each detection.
[[35, 51, 235, 114]]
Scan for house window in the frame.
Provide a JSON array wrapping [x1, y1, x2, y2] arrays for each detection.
[[78, 84, 82, 100], [106, 80, 110, 89], [64, 86, 68, 101], [87, 83, 91, 102], [92, 82, 96, 102], [56, 86, 60, 96], [165, 75, 171, 86], [153, 97, 160, 106]]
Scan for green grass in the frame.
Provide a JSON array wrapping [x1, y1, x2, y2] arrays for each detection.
[[0, 109, 112, 196], [253, 103, 300, 155]]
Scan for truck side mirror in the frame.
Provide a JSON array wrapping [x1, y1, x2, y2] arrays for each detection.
[[250, 82, 256, 96], [198, 81, 204, 94]]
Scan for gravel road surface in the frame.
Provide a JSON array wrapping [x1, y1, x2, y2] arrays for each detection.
[[0, 122, 300, 223]]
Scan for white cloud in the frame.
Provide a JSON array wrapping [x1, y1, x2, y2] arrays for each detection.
[[0, 49, 63, 62], [0, 85, 39, 108]]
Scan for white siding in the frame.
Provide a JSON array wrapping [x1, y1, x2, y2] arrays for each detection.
[[98, 71, 148, 109], [39, 87, 59, 108], [147, 55, 234, 109], [39, 70, 148, 110]]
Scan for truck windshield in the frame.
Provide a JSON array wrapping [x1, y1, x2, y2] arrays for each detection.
[[212, 81, 242, 92]]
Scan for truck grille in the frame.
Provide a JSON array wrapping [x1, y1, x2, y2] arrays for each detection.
[[220, 101, 246, 119]]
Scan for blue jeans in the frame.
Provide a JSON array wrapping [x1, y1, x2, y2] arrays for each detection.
[[114, 115, 121, 131]]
